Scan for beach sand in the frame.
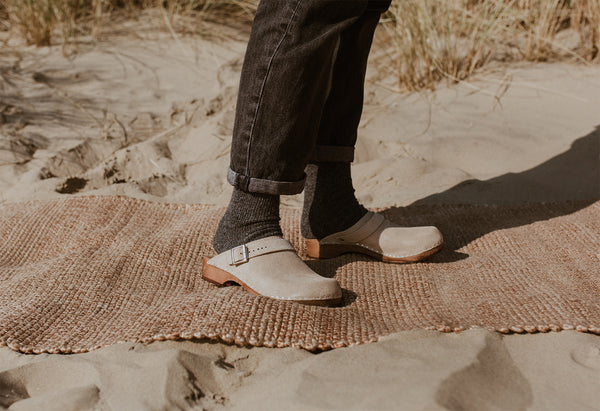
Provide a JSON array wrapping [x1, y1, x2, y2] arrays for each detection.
[[1, 20, 599, 410]]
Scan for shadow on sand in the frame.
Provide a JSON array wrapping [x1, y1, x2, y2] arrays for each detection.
[[380, 126, 600, 263]]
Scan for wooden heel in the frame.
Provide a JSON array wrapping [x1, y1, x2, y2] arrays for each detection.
[[305, 239, 346, 259], [202, 257, 238, 286], [202, 258, 261, 296]]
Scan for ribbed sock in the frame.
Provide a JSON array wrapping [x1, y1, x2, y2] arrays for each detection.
[[301, 162, 368, 240], [213, 188, 283, 253]]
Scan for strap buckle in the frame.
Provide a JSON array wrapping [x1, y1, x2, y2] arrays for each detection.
[[230, 244, 249, 265]]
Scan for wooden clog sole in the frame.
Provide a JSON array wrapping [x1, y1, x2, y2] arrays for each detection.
[[305, 240, 442, 263], [201, 257, 342, 307]]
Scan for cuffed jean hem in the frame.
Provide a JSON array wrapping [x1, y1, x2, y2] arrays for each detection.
[[227, 167, 306, 195], [310, 145, 355, 163]]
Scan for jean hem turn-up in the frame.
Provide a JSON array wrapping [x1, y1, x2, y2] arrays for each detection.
[[228, 167, 307, 196]]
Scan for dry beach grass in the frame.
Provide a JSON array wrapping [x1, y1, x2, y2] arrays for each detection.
[[386, 0, 600, 90], [0, 0, 598, 90]]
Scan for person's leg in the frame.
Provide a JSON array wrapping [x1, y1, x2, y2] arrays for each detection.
[[301, 3, 390, 240], [300, 1, 443, 264], [214, 0, 369, 253]]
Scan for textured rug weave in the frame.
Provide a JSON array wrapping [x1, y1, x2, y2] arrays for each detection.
[[0, 196, 598, 353]]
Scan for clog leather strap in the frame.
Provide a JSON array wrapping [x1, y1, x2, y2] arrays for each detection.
[[228, 237, 295, 266]]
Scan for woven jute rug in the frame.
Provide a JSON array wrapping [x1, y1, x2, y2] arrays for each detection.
[[0, 196, 598, 353]]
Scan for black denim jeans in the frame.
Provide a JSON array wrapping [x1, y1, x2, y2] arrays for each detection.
[[228, 0, 391, 195]]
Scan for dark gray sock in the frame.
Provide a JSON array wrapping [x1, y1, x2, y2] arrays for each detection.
[[213, 188, 283, 253], [301, 162, 368, 240]]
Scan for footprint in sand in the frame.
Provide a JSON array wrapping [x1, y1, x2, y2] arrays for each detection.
[[571, 345, 600, 370]]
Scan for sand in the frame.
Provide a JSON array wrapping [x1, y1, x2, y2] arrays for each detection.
[[0, 18, 599, 410]]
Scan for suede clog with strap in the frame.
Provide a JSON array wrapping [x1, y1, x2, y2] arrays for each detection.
[[202, 236, 342, 306], [305, 212, 443, 263]]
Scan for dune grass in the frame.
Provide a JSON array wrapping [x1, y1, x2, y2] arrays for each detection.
[[385, 0, 599, 90], [0, 0, 598, 90], [0, 0, 257, 45]]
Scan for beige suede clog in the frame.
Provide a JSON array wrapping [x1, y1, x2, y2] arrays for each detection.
[[202, 236, 342, 306], [305, 212, 443, 263]]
